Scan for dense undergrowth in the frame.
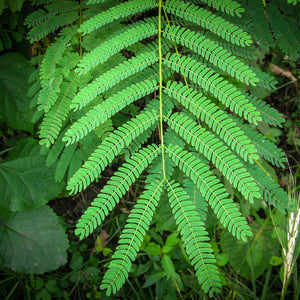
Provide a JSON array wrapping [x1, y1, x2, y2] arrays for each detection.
[[0, 0, 300, 299]]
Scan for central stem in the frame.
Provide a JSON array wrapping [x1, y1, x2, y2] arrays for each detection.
[[158, 0, 166, 178]]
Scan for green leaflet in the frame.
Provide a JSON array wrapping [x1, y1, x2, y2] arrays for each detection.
[[75, 144, 162, 239], [236, 119, 287, 168], [248, 0, 275, 51], [79, 0, 158, 35], [196, 0, 244, 17], [65, 77, 158, 144], [166, 180, 221, 297], [201, 30, 259, 60], [166, 112, 261, 202], [66, 106, 160, 194], [245, 161, 290, 213], [39, 74, 78, 147], [25, 1, 79, 43], [164, 0, 252, 46], [100, 177, 166, 295], [266, 4, 300, 61], [165, 144, 252, 241], [163, 81, 259, 162], [246, 93, 285, 127], [76, 18, 158, 75], [71, 40, 171, 111], [163, 25, 258, 86], [163, 53, 262, 125], [183, 177, 208, 221]]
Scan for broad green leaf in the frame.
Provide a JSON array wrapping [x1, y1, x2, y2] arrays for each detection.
[[0, 205, 69, 274], [165, 232, 179, 247], [136, 261, 151, 276], [163, 233, 179, 254], [70, 253, 84, 270], [216, 253, 228, 266], [36, 289, 51, 300], [0, 138, 65, 211], [144, 242, 161, 256], [45, 279, 59, 293], [153, 192, 176, 232], [161, 254, 176, 276], [0, 53, 34, 133], [142, 270, 167, 288], [221, 228, 279, 280]]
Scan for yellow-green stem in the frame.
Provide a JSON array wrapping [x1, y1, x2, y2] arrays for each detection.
[[159, 0, 166, 178], [163, 6, 189, 88], [79, 0, 83, 57]]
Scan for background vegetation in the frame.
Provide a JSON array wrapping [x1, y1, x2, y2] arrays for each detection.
[[0, 0, 299, 299]]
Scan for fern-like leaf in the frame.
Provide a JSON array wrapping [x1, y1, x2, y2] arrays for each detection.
[[246, 162, 290, 213], [37, 26, 78, 111], [163, 53, 262, 125], [164, 81, 259, 162], [25, 0, 290, 296], [75, 144, 161, 239], [26, 10, 78, 43], [237, 120, 287, 168], [183, 177, 208, 221], [250, 67, 277, 91], [248, 0, 275, 50], [100, 176, 165, 295], [39, 75, 78, 147], [163, 25, 258, 85], [166, 180, 221, 297], [79, 0, 158, 35], [25, 1, 79, 29], [64, 77, 158, 144], [55, 143, 77, 182], [166, 144, 253, 241], [166, 113, 261, 202], [266, 4, 300, 60], [45, 130, 67, 167], [66, 106, 160, 194], [164, 0, 252, 46], [76, 18, 158, 75], [71, 41, 171, 111], [247, 94, 285, 127], [202, 31, 259, 60], [199, 0, 244, 17]]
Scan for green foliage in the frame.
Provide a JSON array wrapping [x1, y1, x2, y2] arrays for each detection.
[[0, 53, 34, 133], [0, 0, 25, 14], [0, 205, 69, 274], [20, 0, 296, 297], [0, 49, 68, 285], [166, 180, 221, 295], [0, 138, 65, 211], [221, 220, 280, 280], [166, 144, 253, 241], [0, 9, 24, 51], [24, 0, 80, 43], [248, 0, 300, 61], [100, 175, 165, 295], [288, 0, 300, 4]]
